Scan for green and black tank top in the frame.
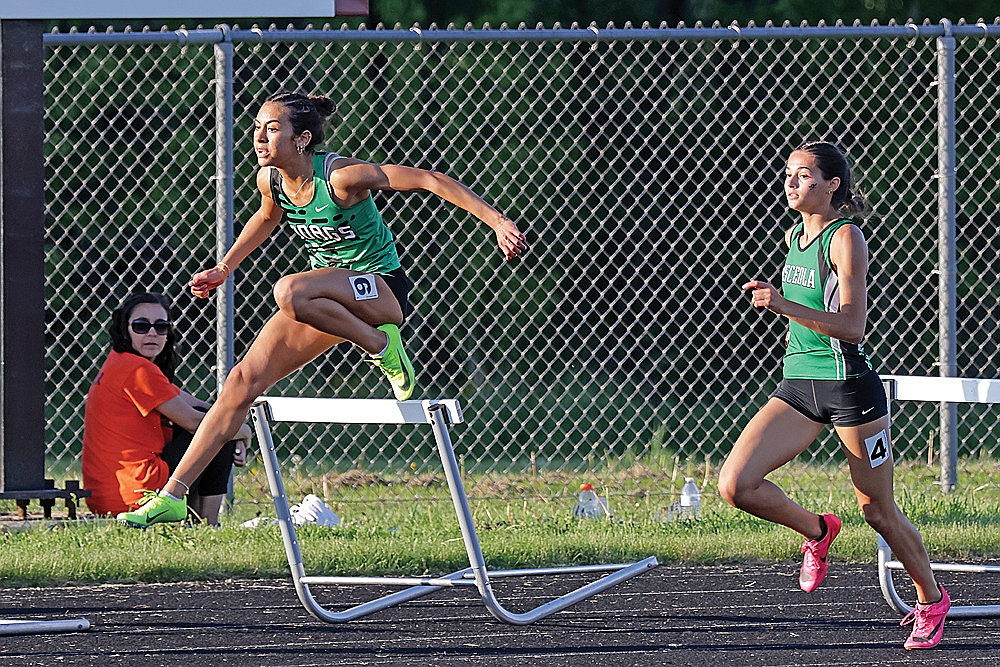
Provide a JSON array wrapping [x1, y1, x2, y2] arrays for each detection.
[[780, 218, 874, 380], [269, 152, 402, 274]]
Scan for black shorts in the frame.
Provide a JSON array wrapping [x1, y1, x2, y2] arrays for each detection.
[[379, 267, 413, 320], [772, 369, 888, 426]]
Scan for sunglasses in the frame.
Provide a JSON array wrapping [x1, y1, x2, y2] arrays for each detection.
[[130, 319, 171, 336]]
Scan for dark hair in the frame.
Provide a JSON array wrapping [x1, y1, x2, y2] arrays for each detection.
[[265, 90, 336, 152], [795, 141, 869, 220], [109, 292, 177, 382]]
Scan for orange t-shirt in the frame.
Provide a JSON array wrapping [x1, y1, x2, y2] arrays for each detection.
[[82, 350, 181, 515]]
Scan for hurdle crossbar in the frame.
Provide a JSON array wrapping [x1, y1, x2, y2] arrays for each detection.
[[877, 375, 1000, 618], [250, 396, 658, 625]]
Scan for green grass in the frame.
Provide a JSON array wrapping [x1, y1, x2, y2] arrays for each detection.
[[2, 460, 998, 587]]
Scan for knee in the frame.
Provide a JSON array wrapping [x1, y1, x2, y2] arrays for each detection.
[[717, 469, 749, 509], [222, 363, 266, 408], [860, 500, 897, 533], [272, 275, 305, 317]]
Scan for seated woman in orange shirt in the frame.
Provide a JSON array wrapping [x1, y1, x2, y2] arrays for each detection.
[[82, 292, 252, 525]]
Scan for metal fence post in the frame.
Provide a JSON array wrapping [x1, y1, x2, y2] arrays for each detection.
[[936, 20, 958, 493], [214, 26, 237, 510], [214, 26, 235, 391]]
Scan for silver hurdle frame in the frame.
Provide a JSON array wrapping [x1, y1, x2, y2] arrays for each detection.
[[877, 375, 1000, 618], [249, 397, 658, 625]]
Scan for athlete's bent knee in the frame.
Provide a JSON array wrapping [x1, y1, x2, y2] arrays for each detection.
[[717, 470, 752, 508], [272, 275, 301, 316], [860, 500, 895, 533]]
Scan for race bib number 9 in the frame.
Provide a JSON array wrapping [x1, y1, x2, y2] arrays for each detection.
[[351, 274, 379, 301], [865, 430, 890, 469]]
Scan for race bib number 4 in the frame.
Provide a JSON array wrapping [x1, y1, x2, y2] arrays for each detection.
[[351, 274, 379, 301], [865, 430, 891, 469]]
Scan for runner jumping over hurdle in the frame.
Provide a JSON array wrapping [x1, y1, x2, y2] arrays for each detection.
[[117, 90, 526, 528]]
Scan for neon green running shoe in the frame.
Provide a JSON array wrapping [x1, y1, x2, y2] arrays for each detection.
[[116, 491, 187, 528], [370, 323, 415, 401]]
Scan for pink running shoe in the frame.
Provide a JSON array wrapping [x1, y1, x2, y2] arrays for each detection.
[[901, 585, 951, 649], [798, 513, 842, 592]]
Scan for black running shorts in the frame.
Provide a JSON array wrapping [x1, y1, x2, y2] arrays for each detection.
[[772, 369, 888, 426], [379, 267, 413, 320]]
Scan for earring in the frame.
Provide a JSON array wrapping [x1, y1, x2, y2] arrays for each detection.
[[296, 143, 305, 155]]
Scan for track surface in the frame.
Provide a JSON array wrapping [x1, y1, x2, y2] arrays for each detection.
[[2, 563, 998, 666]]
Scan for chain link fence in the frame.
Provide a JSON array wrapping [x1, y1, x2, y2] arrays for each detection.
[[41, 22, 999, 514]]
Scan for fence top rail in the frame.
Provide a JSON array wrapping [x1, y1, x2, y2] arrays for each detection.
[[42, 21, 1000, 47]]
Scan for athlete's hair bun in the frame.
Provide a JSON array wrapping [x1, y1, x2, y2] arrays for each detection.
[[265, 90, 336, 151], [309, 95, 335, 119]]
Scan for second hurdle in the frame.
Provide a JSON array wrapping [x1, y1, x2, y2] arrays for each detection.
[[876, 375, 1000, 618], [249, 396, 658, 625]]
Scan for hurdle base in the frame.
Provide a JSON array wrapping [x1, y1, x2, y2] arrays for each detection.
[[0, 618, 90, 636], [877, 534, 1000, 618], [251, 397, 658, 625]]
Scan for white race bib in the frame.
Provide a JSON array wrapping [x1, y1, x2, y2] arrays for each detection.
[[351, 274, 379, 301], [865, 430, 891, 469]]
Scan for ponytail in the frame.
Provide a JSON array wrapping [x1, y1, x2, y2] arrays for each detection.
[[838, 187, 870, 221]]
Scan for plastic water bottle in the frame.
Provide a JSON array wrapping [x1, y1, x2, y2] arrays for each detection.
[[679, 478, 701, 518], [573, 483, 610, 519]]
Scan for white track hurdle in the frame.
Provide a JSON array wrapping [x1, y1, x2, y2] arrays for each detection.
[[877, 375, 1000, 618], [250, 397, 658, 624]]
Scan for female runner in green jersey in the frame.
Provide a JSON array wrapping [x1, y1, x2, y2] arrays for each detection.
[[718, 142, 949, 649], [118, 91, 526, 527]]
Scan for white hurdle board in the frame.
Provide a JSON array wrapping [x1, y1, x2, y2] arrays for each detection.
[[250, 397, 658, 625], [882, 375, 1000, 404], [262, 397, 463, 425], [877, 375, 1000, 618]]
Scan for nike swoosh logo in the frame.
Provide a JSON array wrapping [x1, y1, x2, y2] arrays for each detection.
[[912, 618, 946, 642], [145, 508, 172, 522], [862, 407, 875, 415], [316, 204, 329, 212]]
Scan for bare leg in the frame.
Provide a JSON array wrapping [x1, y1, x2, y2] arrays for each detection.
[[836, 417, 940, 603], [163, 268, 406, 498], [273, 268, 403, 355], [718, 398, 827, 538], [162, 310, 342, 497]]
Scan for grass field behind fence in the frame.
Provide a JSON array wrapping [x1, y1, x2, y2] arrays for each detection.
[[1, 460, 997, 587]]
